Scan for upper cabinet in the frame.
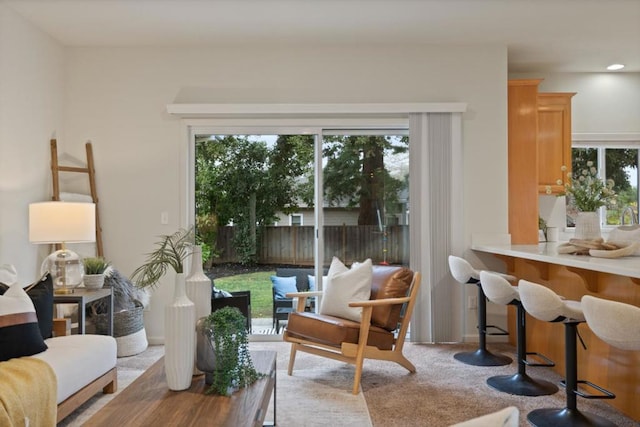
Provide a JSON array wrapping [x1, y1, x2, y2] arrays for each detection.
[[537, 93, 575, 194]]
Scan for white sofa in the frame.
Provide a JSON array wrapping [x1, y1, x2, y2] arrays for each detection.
[[32, 334, 117, 423]]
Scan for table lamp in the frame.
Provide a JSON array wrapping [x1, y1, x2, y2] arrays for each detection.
[[29, 201, 96, 294]]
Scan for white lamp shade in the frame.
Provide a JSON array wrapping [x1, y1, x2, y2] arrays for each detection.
[[29, 202, 96, 244]]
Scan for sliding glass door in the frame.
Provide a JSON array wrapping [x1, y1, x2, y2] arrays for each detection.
[[191, 125, 409, 338]]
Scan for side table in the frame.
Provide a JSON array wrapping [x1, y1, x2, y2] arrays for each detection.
[[53, 287, 113, 336]]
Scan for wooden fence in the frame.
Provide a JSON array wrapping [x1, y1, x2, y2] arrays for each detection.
[[214, 225, 409, 266]]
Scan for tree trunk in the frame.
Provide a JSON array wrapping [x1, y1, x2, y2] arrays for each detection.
[[358, 137, 385, 226]]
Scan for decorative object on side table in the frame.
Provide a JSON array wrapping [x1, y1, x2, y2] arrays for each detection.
[[560, 162, 617, 240], [186, 245, 212, 375], [83, 257, 111, 289], [131, 227, 195, 391], [196, 306, 264, 396], [28, 201, 96, 294]]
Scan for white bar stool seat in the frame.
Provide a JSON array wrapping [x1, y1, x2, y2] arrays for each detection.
[[581, 295, 640, 351]]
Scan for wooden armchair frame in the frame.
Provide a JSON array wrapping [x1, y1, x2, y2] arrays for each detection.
[[283, 272, 421, 394]]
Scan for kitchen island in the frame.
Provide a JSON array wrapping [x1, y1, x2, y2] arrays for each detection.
[[472, 242, 640, 421]]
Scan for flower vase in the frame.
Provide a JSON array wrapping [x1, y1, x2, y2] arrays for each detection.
[[574, 211, 601, 240], [186, 245, 212, 375], [164, 272, 195, 390]]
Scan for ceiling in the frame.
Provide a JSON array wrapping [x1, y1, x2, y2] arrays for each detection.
[[5, 0, 640, 73]]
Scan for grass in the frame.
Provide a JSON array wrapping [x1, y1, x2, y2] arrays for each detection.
[[214, 270, 275, 318]]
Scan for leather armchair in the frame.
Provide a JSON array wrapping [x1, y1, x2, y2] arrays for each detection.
[[283, 265, 421, 394]]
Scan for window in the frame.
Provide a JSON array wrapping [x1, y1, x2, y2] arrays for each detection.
[[570, 142, 639, 228], [289, 214, 302, 226]]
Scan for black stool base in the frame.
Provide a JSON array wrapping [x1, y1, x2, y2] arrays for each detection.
[[487, 373, 558, 396], [453, 349, 512, 366], [527, 408, 617, 427]]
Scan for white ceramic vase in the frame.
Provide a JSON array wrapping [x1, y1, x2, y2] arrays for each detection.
[[186, 245, 212, 374], [164, 272, 195, 390], [574, 211, 601, 240]]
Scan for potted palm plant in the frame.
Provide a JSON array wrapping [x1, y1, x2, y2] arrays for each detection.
[[83, 256, 111, 289], [196, 306, 263, 396]]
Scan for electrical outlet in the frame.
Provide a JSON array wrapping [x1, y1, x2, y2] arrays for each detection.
[[468, 295, 478, 309]]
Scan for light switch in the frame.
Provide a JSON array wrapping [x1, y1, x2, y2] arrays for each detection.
[[160, 211, 169, 224]]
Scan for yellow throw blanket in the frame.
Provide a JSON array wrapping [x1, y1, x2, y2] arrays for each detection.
[[0, 357, 57, 427]]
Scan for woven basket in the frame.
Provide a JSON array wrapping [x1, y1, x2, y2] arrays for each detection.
[[94, 301, 148, 357], [94, 302, 144, 337]]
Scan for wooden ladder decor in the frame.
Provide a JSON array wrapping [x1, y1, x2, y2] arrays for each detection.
[[50, 138, 104, 257]]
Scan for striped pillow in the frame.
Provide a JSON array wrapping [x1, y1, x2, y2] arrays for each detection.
[[0, 283, 48, 362]]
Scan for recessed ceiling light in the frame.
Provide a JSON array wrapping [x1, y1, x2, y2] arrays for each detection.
[[607, 64, 625, 71]]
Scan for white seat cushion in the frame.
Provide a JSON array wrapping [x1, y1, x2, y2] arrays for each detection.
[[33, 334, 116, 404]]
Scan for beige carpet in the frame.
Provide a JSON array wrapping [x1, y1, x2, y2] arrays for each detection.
[[58, 341, 639, 427]]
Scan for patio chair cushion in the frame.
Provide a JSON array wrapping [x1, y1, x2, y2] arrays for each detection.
[[271, 275, 297, 299]]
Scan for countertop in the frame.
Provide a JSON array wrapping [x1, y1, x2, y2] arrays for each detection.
[[472, 242, 640, 280]]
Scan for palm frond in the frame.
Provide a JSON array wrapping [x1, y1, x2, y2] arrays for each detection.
[[131, 227, 194, 288]]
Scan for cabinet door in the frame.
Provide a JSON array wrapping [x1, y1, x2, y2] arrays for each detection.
[[537, 93, 575, 194]]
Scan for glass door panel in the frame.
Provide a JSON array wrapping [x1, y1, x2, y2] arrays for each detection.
[[320, 134, 410, 269], [194, 134, 315, 337]]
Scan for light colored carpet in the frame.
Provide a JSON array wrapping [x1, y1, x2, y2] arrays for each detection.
[[361, 342, 638, 427], [57, 341, 639, 427]]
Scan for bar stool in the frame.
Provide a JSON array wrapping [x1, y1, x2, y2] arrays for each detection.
[[448, 256, 512, 366], [518, 280, 616, 427], [581, 295, 640, 351], [479, 272, 558, 396]]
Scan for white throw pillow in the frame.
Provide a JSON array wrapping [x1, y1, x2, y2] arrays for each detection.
[[319, 257, 373, 322]]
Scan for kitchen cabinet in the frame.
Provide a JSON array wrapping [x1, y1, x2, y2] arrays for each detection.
[[537, 92, 575, 194], [508, 79, 542, 244]]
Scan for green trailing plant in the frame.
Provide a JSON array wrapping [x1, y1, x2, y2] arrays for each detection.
[[131, 227, 194, 289], [83, 257, 111, 275], [201, 306, 263, 396]]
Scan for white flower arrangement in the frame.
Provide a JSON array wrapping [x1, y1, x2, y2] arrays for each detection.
[[560, 162, 617, 212]]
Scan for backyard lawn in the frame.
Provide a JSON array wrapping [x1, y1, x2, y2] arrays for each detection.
[[213, 270, 275, 318]]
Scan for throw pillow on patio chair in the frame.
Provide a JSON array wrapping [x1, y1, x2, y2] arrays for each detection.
[[283, 257, 421, 394]]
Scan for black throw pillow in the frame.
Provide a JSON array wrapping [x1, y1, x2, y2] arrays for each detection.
[[0, 273, 53, 339], [0, 283, 48, 361]]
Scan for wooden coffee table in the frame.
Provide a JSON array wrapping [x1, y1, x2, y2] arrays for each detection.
[[87, 351, 276, 426]]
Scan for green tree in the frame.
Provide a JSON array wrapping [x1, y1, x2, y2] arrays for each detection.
[[195, 133, 408, 264], [572, 148, 636, 192], [323, 135, 407, 226]]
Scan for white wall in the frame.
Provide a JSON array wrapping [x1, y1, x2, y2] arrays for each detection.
[[0, 4, 65, 282], [512, 72, 640, 133], [61, 45, 508, 342]]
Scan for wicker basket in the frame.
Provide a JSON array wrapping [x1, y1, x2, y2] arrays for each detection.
[[94, 301, 148, 357]]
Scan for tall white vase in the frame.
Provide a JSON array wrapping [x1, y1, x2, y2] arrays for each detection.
[[186, 245, 212, 375], [164, 272, 195, 390], [574, 211, 601, 240]]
